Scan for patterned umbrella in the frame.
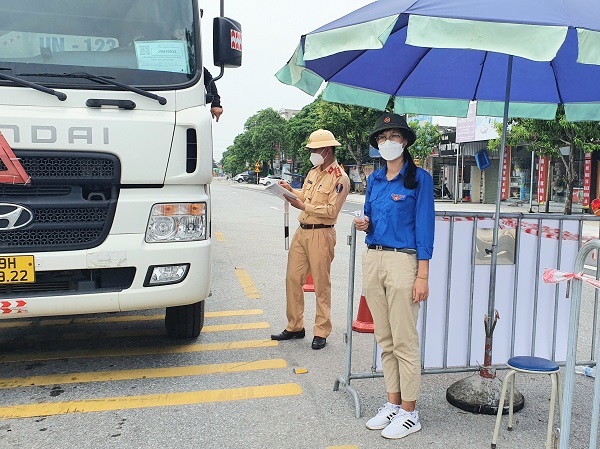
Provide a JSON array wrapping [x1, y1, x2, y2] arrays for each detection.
[[277, 0, 600, 121]]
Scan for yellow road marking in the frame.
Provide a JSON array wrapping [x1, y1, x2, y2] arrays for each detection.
[[204, 322, 269, 332], [206, 309, 263, 317], [0, 322, 271, 344], [0, 309, 264, 329], [0, 339, 278, 363], [235, 268, 261, 299], [0, 383, 302, 419], [215, 232, 225, 241], [0, 359, 287, 389]]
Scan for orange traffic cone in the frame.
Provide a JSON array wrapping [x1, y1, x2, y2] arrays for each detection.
[[303, 273, 315, 292], [352, 292, 374, 333]]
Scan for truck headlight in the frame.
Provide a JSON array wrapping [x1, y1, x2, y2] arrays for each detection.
[[146, 203, 206, 242], [144, 264, 190, 286]]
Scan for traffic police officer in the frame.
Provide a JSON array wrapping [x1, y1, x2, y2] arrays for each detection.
[[271, 129, 350, 349]]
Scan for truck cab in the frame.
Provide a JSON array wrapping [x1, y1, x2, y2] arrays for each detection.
[[0, 0, 241, 337]]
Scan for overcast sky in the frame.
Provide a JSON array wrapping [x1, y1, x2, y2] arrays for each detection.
[[200, 0, 375, 162]]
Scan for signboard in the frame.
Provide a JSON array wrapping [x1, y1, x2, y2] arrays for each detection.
[[407, 114, 433, 125], [456, 102, 500, 143], [501, 146, 511, 200], [439, 143, 459, 157], [537, 156, 549, 204], [582, 152, 592, 208]]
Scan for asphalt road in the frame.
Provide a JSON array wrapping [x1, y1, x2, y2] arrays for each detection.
[[0, 178, 598, 449]]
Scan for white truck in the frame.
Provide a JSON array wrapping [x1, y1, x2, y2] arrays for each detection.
[[0, 0, 241, 337]]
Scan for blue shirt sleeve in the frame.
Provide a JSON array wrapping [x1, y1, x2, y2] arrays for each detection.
[[364, 173, 373, 220], [415, 169, 435, 260]]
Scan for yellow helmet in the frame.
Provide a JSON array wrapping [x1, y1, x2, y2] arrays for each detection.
[[305, 129, 341, 149]]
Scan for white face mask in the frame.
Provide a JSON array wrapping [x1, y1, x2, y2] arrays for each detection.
[[309, 151, 325, 166], [378, 140, 404, 161]]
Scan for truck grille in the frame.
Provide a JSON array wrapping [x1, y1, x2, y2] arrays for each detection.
[[0, 268, 136, 297], [18, 154, 116, 180], [0, 151, 120, 253]]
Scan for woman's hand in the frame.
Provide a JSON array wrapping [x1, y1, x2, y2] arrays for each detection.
[[413, 277, 429, 303], [354, 216, 369, 232]]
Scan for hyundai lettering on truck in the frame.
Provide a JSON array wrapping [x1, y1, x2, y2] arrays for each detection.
[[0, 1, 242, 337]]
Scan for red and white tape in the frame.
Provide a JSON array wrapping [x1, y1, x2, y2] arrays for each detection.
[[437, 216, 592, 242], [543, 268, 600, 290]]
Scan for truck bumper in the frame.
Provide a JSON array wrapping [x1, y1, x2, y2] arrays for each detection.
[[0, 234, 211, 319]]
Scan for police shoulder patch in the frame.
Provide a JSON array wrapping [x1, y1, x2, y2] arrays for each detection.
[[336, 184, 343, 193]]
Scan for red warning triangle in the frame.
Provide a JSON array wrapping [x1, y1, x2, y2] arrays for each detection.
[[0, 132, 31, 185]]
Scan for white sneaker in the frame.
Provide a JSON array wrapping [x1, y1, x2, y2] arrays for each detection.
[[365, 402, 400, 430], [381, 409, 421, 439]]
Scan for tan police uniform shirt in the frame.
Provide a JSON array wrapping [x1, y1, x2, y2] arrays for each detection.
[[292, 161, 350, 224]]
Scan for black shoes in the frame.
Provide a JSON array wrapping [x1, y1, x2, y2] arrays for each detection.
[[270, 329, 326, 349], [271, 328, 306, 340], [311, 336, 327, 350]]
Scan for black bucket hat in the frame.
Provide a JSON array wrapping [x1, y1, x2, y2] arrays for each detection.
[[369, 113, 417, 149]]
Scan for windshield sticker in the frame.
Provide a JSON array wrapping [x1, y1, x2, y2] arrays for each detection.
[[134, 41, 190, 74], [0, 32, 119, 58]]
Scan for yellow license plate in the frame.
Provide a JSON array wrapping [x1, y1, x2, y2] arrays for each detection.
[[0, 256, 35, 284]]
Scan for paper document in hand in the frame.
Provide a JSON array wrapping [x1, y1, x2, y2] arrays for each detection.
[[266, 183, 298, 201]]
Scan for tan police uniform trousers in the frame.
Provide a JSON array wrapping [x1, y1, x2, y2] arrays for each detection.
[[286, 227, 336, 337], [285, 161, 350, 338]]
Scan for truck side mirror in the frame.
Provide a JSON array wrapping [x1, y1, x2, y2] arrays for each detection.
[[213, 17, 242, 68]]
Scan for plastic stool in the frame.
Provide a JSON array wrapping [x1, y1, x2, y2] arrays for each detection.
[[491, 356, 561, 449]]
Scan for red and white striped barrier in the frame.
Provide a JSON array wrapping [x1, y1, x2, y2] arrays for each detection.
[[1, 300, 27, 315]]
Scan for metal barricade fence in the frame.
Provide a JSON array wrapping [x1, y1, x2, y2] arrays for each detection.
[[559, 239, 600, 449], [335, 211, 600, 419]]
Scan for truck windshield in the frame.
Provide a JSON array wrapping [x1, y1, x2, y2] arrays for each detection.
[[0, 0, 199, 88]]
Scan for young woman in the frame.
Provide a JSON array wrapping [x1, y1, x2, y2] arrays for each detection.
[[354, 113, 435, 440]]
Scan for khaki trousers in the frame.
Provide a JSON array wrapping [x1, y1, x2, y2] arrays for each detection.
[[362, 249, 421, 401], [285, 227, 336, 338]]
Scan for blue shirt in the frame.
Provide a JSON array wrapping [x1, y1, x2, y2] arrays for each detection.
[[364, 164, 435, 260]]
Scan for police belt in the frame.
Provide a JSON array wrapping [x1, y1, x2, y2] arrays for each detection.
[[299, 223, 334, 230], [367, 245, 416, 254]]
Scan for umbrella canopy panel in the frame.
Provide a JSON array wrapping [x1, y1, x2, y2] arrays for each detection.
[[277, 0, 600, 121]]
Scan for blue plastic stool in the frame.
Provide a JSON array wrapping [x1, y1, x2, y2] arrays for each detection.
[[491, 356, 561, 449]]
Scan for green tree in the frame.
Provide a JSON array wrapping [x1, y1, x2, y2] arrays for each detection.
[[489, 106, 600, 214], [285, 101, 320, 174], [315, 101, 380, 186], [221, 108, 287, 176], [221, 143, 248, 177], [409, 121, 442, 167], [223, 132, 254, 176], [245, 108, 287, 174]]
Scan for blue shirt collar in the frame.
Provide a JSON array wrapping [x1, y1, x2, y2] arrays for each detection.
[[374, 163, 407, 181]]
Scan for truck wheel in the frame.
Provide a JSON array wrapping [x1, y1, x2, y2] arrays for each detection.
[[165, 300, 205, 338]]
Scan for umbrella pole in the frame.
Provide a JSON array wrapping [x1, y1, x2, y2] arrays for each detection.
[[482, 54, 513, 375], [447, 56, 524, 415]]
